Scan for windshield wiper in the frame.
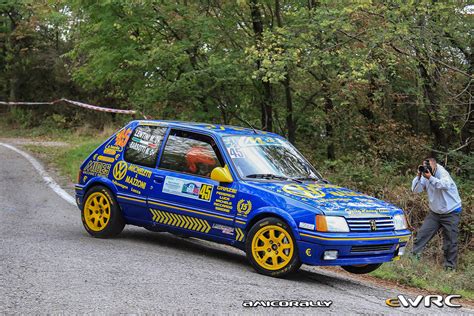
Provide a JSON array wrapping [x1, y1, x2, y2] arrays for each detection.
[[291, 176, 326, 183], [246, 173, 331, 184], [246, 174, 291, 181]]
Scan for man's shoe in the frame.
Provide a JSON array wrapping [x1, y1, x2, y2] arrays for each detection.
[[444, 266, 456, 272]]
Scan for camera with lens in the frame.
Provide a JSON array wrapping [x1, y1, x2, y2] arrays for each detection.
[[418, 159, 433, 175]]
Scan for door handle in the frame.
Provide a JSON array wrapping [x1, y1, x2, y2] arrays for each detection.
[[153, 175, 165, 184]]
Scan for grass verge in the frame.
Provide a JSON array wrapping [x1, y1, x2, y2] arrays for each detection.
[[370, 253, 474, 300], [24, 139, 106, 182], [0, 118, 112, 182]]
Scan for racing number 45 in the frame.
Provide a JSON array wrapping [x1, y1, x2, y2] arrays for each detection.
[[199, 184, 213, 201]]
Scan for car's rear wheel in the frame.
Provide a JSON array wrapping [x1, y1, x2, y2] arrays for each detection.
[[245, 217, 301, 277], [341, 263, 382, 274], [81, 185, 125, 238]]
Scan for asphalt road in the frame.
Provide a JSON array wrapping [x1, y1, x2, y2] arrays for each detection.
[[0, 143, 470, 314]]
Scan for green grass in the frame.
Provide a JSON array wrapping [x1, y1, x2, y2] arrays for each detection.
[[25, 139, 107, 182], [370, 253, 474, 300]]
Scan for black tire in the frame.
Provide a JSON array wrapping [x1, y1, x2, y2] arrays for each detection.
[[245, 217, 301, 277], [341, 263, 383, 274], [81, 185, 125, 238]]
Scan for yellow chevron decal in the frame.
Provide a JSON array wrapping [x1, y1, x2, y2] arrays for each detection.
[[202, 220, 211, 233], [169, 212, 177, 226], [199, 219, 206, 233], [174, 213, 182, 227], [184, 216, 192, 229], [190, 217, 198, 231], [150, 209, 158, 221], [235, 227, 244, 242], [150, 208, 211, 234], [182, 215, 189, 229], [159, 211, 169, 224], [192, 217, 199, 231], [156, 210, 164, 222], [148, 200, 233, 221], [198, 218, 210, 233], [167, 212, 173, 225]]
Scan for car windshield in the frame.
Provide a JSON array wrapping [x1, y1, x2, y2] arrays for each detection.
[[222, 135, 321, 181]]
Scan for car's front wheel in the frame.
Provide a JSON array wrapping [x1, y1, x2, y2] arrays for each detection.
[[81, 185, 125, 238], [341, 263, 382, 274], [245, 217, 301, 277]]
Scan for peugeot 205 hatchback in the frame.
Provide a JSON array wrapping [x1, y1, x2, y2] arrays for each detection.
[[75, 120, 411, 277]]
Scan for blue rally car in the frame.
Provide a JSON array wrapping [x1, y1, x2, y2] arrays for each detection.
[[75, 120, 411, 277]]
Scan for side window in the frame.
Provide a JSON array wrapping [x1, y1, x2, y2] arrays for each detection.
[[160, 129, 224, 177], [124, 125, 167, 168]]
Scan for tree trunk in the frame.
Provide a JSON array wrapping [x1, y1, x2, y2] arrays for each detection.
[[461, 51, 473, 155], [274, 0, 295, 142], [418, 62, 447, 151], [7, 11, 18, 102], [9, 77, 17, 102], [325, 95, 335, 160], [249, 0, 273, 131], [413, 13, 447, 152], [284, 75, 295, 143]]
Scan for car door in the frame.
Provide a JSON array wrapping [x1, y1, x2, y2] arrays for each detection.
[[147, 128, 237, 239], [113, 123, 167, 223]]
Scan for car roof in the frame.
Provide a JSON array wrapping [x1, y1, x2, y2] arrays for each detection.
[[133, 120, 285, 138]]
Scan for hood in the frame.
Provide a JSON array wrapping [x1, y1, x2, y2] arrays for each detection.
[[249, 181, 401, 217]]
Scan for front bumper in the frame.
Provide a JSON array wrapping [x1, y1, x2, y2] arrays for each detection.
[[297, 230, 411, 266]]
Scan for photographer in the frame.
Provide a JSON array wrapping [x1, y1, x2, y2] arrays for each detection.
[[411, 158, 462, 271]]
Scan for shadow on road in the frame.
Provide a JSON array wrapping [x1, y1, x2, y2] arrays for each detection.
[[117, 228, 250, 266], [290, 268, 367, 288], [108, 227, 373, 289]]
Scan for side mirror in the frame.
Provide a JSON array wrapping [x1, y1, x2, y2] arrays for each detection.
[[210, 165, 233, 183]]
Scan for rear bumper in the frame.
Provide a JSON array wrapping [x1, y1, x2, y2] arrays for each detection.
[[297, 230, 411, 266], [74, 184, 85, 209]]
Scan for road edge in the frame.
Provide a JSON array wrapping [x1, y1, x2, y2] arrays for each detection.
[[0, 142, 76, 205]]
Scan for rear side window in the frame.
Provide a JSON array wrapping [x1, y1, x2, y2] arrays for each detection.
[[124, 125, 167, 168], [159, 129, 224, 177]]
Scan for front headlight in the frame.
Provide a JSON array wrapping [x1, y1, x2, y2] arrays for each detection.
[[316, 215, 349, 232], [393, 214, 408, 230]]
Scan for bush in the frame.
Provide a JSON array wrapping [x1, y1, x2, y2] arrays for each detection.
[[8, 106, 36, 128]]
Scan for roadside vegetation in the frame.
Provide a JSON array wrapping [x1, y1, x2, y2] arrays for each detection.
[[0, 0, 472, 301]]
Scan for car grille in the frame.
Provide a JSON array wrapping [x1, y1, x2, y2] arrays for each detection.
[[346, 217, 394, 232], [351, 244, 394, 253]]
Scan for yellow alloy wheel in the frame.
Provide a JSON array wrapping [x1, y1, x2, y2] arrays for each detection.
[[251, 225, 294, 271], [83, 192, 111, 232]]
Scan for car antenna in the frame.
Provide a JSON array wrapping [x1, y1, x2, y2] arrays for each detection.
[[236, 117, 258, 134], [219, 103, 258, 134]]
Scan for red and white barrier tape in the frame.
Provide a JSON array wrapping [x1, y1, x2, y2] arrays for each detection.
[[0, 98, 137, 115]]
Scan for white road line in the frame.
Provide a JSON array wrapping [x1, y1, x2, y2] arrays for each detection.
[[0, 142, 76, 205]]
